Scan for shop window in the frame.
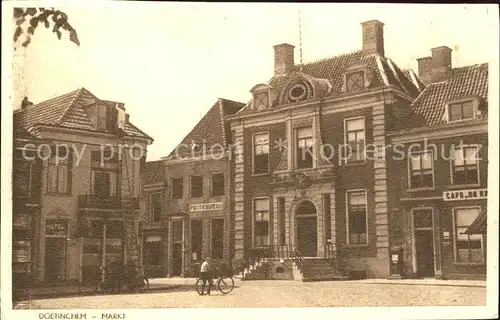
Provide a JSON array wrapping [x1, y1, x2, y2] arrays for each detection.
[[171, 177, 183, 199], [253, 133, 269, 174], [409, 151, 434, 189], [144, 236, 163, 266], [211, 173, 225, 197], [296, 127, 313, 169], [452, 146, 479, 185], [253, 198, 269, 246], [454, 207, 484, 263], [344, 117, 365, 162], [190, 175, 203, 198], [346, 190, 367, 245], [191, 220, 203, 262]]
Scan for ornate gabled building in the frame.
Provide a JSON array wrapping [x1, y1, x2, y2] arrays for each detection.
[[12, 88, 153, 285], [388, 49, 488, 279], [227, 20, 426, 279]]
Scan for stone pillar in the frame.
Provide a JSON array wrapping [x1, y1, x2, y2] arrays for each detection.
[[433, 207, 443, 279], [233, 123, 245, 259], [372, 104, 389, 258]]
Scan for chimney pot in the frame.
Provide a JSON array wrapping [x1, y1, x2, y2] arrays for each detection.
[[361, 20, 385, 56], [274, 43, 295, 75]]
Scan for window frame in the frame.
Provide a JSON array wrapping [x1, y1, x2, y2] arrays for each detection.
[[452, 206, 484, 265], [252, 132, 270, 175], [171, 177, 184, 200], [295, 126, 314, 169], [252, 197, 270, 247], [343, 116, 366, 163], [345, 70, 366, 93], [345, 189, 368, 246], [46, 146, 72, 195], [150, 192, 163, 223], [407, 150, 435, 190], [15, 159, 34, 198], [450, 145, 481, 186], [189, 175, 204, 199], [447, 100, 475, 123], [210, 172, 225, 197]]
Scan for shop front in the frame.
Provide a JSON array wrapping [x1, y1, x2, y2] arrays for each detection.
[[400, 187, 487, 280], [167, 202, 228, 277]]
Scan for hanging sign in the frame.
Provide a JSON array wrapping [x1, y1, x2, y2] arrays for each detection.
[[189, 202, 223, 212], [443, 188, 487, 202], [46, 219, 68, 236]]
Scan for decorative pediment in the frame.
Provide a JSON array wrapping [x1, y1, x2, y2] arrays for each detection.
[[278, 72, 331, 105]]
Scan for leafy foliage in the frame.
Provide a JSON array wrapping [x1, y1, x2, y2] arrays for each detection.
[[13, 7, 80, 48]]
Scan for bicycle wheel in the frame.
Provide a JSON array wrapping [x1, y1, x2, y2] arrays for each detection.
[[195, 278, 207, 296], [217, 276, 234, 294]]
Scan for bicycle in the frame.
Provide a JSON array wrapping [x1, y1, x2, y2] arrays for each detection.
[[196, 269, 235, 295]]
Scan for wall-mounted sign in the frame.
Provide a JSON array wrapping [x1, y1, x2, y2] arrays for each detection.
[[189, 202, 223, 212], [46, 219, 68, 236], [443, 188, 487, 201], [12, 246, 31, 263], [13, 214, 32, 229]]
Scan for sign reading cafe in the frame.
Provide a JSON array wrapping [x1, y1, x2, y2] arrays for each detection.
[[443, 188, 488, 201], [189, 202, 223, 212]]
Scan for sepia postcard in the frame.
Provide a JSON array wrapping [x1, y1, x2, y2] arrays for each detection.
[[1, 1, 499, 320]]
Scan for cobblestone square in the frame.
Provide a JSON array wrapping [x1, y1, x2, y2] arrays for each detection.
[[21, 280, 486, 309]]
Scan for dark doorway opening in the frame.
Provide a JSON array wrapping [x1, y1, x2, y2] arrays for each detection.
[[295, 201, 317, 257], [44, 238, 67, 283]]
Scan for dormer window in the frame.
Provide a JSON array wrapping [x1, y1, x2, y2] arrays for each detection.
[[254, 92, 269, 110], [449, 101, 474, 122], [346, 70, 366, 92], [342, 64, 373, 94], [250, 84, 273, 111]]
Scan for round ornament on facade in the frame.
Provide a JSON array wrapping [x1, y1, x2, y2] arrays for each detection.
[[288, 82, 308, 102]]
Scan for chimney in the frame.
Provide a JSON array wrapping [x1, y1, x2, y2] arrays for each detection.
[[416, 46, 453, 84], [417, 56, 432, 84], [21, 96, 33, 109], [274, 43, 295, 75], [431, 46, 452, 82], [361, 20, 385, 56]]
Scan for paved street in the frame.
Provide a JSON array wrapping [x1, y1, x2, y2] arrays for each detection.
[[19, 280, 485, 308]]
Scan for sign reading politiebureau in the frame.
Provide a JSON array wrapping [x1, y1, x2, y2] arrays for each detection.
[[443, 188, 488, 201], [189, 202, 223, 212]]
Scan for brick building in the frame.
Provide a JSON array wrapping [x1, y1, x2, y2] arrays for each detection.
[[227, 20, 427, 278], [141, 98, 244, 277], [388, 48, 488, 280], [12, 88, 152, 284]]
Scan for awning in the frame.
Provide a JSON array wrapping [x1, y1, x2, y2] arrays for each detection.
[[464, 209, 487, 235]]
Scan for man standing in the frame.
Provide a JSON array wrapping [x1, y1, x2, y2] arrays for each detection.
[[199, 257, 213, 295]]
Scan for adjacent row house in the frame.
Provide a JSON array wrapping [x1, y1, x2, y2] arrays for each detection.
[[12, 88, 153, 286]]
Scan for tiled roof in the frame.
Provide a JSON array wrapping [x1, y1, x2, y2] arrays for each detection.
[[167, 98, 245, 159], [142, 160, 165, 185], [237, 51, 422, 116], [410, 63, 488, 125], [13, 88, 152, 140]]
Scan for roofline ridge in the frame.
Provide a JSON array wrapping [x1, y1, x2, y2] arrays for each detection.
[[386, 58, 410, 96], [410, 82, 440, 107], [218, 99, 228, 149], [295, 49, 363, 66], [57, 88, 84, 124]]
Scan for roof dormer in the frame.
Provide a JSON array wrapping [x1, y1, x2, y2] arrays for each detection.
[[278, 73, 331, 105], [250, 84, 274, 111], [342, 63, 374, 93], [442, 96, 484, 123]]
